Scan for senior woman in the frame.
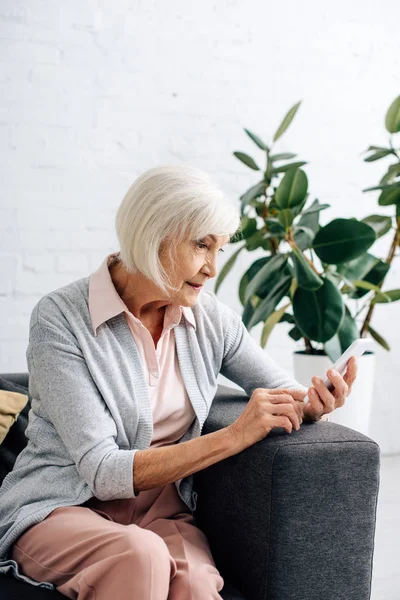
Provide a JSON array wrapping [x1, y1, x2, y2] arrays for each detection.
[[0, 165, 357, 599]]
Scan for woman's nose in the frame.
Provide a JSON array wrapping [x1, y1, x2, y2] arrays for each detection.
[[202, 255, 218, 278]]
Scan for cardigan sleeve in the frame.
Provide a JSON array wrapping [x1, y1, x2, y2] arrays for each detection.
[[218, 299, 309, 397], [27, 321, 139, 501]]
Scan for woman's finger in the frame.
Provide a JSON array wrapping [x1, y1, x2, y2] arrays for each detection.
[[268, 388, 308, 402], [343, 356, 358, 393], [265, 402, 301, 431], [268, 394, 304, 421], [306, 386, 324, 415], [324, 370, 348, 407], [311, 376, 336, 411]]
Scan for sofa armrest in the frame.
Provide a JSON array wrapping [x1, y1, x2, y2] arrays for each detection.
[[194, 385, 380, 600]]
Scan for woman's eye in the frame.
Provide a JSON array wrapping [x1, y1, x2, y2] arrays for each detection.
[[196, 242, 225, 253], [197, 242, 208, 250]]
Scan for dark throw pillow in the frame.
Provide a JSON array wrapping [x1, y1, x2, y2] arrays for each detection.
[[0, 376, 31, 486]]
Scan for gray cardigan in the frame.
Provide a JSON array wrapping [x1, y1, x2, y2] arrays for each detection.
[[0, 276, 306, 589]]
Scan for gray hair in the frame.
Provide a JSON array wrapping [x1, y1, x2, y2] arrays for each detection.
[[115, 164, 241, 295]]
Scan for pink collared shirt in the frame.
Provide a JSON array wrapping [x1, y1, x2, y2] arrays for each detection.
[[89, 253, 197, 448]]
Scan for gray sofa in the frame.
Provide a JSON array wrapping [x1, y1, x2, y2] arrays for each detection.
[[0, 373, 380, 600]]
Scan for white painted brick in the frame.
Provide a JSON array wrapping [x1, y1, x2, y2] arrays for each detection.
[[56, 253, 90, 274], [0, 90, 96, 128], [29, 64, 96, 92], [0, 0, 99, 31], [0, 253, 20, 294], [0, 340, 28, 372], [89, 251, 119, 272], [16, 208, 85, 230], [0, 208, 16, 229], [0, 38, 60, 65], [0, 315, 29, 341], [0, 19, 98, 46], [15, 269, 79, 296], [21, 253, 56, 273], [1, 229, 117, 253], [0, 295, 42, 318]]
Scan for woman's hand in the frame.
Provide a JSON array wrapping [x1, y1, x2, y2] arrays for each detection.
[[301, 356, 358, 422], [228, 387, 306, 452]]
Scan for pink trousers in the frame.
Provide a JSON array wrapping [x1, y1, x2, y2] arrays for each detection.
[[10, 482, 224, 599]]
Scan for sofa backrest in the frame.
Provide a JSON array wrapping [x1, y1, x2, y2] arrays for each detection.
[[0, 374, 31, 486]]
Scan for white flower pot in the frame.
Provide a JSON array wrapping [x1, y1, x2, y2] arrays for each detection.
[[293, 350, 376, 436]]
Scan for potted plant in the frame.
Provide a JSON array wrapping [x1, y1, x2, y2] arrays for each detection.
[[215, 97, 400, 434]]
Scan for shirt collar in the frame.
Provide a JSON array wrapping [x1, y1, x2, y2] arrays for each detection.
[[88, 252, 196, 336]]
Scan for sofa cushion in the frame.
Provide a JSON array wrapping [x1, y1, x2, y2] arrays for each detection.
[[0, 376, 31, 486], [0, 390, 28, 444]]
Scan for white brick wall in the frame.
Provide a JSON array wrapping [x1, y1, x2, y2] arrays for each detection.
[[0, 0, 399, 453]]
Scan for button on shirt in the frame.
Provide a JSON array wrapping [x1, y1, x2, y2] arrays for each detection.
[[89, 252, 197, 448]]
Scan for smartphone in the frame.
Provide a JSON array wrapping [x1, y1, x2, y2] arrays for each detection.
[[302, 338, 375, 405]]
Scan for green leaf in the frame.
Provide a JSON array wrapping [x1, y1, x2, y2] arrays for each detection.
[[335, 306, 359, 352], [239, 256, 270, 306], [293, 199, 321, 251], [240, 180, 266, 215], [290, 247, 323, 291], [280, 312, 295, 324], [242, 298, 256, 328], [244, 254, 288, 304], [292, 225, 316, 243], [240, 216, 258, 239], [238, 272, 249, 306], [271, 161, 308, 174], [290, 194, 309, 218], [371, 288, 400, 304], [273, 101, 302, 142], [270, 152, 297, 161], [301, 202, 330, 216], [264, 218, 286, 236], [277, 208, 294, 230], [379, 163, 400, 185], [364, 149, 394, 162], [323, 306, 359, 362], [244, 128, 267, 150], [367, 324, 390, 350], [244, 229, 275, 251], [260, 302, 291, 348], [385, 95, 400, 134], [361, 215, 392, 238], [312, 218, 376, 264], [214, 244, 245, 294], [233, 151, 260, 171], [288, 325, 302, 341], [337, 253, 381, 280], [378, 187, 400, 206], [366, 145, 392, 152], [275, 168, 308, 209], [352, 280, 391, 297], [363, 181, 400, 193], [247, 274, 293, 329], [292, 276, 345, 343], [337, 253, 389, 299]]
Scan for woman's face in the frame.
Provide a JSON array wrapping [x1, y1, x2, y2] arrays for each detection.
[[161, 233, 230, 306]]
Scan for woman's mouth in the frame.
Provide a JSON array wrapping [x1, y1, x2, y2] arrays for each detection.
[[186, 282, 202, 291]]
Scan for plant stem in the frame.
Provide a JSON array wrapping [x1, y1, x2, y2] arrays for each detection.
[[304, 337, 315, 353], [360, 215, 400, 337], [286, 228, 321, 275], [353, 293, 374, 319]]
